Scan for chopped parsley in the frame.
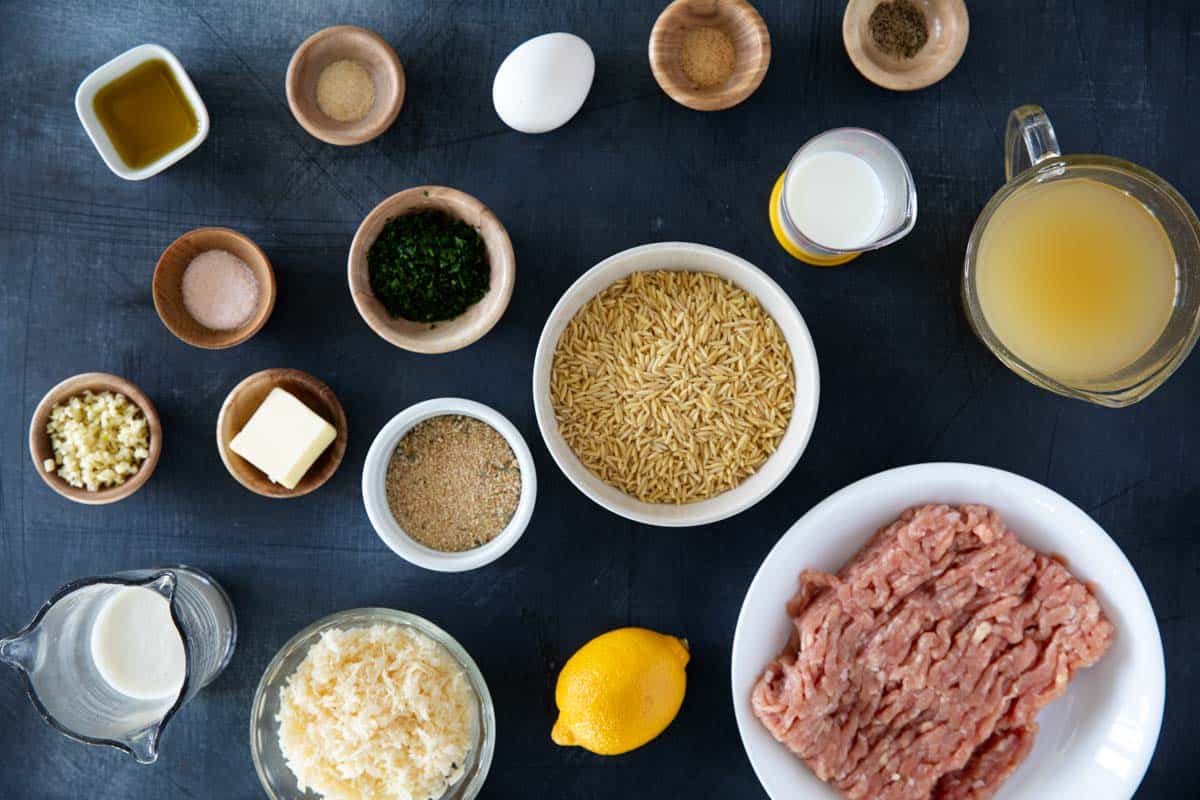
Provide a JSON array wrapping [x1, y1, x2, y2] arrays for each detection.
[[367, 211, 489, 322]]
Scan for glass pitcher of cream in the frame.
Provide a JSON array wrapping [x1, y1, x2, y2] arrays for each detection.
[[769, 127, 918, 266], [0, 566, 236, 763], [963, 105, 1200, 406]]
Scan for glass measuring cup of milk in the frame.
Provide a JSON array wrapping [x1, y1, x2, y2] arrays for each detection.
[[770, 128, 917, 266], [963, 105, 1200, 407], [0, 566, 236, 763]]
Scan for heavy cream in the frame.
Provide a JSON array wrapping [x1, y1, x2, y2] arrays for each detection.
[[89, 586, 186, 700]]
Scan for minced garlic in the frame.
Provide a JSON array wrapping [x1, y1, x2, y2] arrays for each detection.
[[44, 390, 149, 491], [277, 624, 475, 800]]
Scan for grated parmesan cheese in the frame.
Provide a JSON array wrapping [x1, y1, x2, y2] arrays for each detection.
[[277, 624, 475, 800]]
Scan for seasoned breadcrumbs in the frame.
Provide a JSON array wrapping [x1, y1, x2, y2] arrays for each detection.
[[386, 415, 521, 552]]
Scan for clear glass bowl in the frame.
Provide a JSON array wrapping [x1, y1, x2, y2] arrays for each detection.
[[249, 608, 496, 800]]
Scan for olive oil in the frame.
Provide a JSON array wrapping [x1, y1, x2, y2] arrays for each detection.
[[976, 179, 1178, 381], [93, 59, 197, 169]]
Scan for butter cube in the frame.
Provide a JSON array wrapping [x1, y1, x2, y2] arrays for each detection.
[[230, 388, 336, 489]]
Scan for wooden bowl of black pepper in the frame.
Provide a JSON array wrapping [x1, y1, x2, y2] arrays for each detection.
[[843, 0, 968, 92], [348, 186, 516, 354], [649, 0, 771, 112]]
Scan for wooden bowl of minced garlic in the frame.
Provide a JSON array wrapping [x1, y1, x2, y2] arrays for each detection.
[[29, 372, 162, 505]]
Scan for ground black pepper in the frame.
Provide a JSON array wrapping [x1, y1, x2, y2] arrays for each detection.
[[868, 0, 929, 59]]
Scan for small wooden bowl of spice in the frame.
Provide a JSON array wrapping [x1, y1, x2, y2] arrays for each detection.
[[843, 0, 969, 91], [216, 368, 348, 499], [362, 398, 537, 572], [29, 372, 162, 505], [649, 0, 771, 112], [153, 227, 276, 349], [348, 186, 516, 354], [286, 25, 405, 146]]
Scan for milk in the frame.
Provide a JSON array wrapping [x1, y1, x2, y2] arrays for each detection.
[[89, 586, 186, 700], [783, 151, 886, 250]]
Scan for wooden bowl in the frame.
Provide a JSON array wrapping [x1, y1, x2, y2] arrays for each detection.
[[153, 227, 277, 349], [348, 186, 516, 354], [29, 373, 162, 505], [649, 0, 771, 112], [216, 369, 348, 499], [843, 0, 968, 91], [286, 25, 405, 146]]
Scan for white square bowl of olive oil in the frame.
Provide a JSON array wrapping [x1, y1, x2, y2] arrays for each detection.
[[75, 43, 209, 180]]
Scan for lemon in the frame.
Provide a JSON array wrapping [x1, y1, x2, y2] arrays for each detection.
[[551, 627, 689, 755]]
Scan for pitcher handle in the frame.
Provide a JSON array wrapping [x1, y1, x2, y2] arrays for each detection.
[[1005, 105, 1061, 181]]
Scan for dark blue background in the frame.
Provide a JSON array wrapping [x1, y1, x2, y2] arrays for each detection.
[[1, 1, 1195, 797]]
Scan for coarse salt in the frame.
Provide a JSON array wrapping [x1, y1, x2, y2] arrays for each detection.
[[181, 249, 260, 331]]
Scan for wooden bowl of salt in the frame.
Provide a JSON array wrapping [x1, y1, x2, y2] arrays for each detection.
[[153, 227, 276, 349]]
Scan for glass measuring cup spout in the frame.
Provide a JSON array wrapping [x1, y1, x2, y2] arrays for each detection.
[[0, 566, 237, 764], [0, 630, 36, 672]]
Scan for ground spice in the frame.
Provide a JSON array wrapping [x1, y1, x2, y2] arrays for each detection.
[[316, 59, 375, 122], [680, 27, 736, 88], [868, 0, 929, 59], [368, 210, 490, 323], [385, 415, 521, 552], [181, 249, 260, 330]]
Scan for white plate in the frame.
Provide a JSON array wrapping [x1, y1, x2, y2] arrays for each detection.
[[532, 242, 820, 527], [731, 463, 1164, 800]]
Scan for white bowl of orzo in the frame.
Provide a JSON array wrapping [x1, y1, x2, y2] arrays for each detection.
[[532, 242, 819, 527]]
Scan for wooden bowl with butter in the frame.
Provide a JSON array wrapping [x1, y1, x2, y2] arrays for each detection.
[[216, 368, 348, 499]]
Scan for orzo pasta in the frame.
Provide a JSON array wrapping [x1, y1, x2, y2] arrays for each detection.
[[549, 270, 794, 504]]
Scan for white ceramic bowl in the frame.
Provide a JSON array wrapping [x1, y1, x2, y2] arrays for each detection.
[[532, 242, 820, 527], [732, 463, 1165, 800], [75, 44, 209, 180], [363, 398, 537, 571]]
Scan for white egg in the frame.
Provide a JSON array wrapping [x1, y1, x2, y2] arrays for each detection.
[[492, 33, 595, 134]]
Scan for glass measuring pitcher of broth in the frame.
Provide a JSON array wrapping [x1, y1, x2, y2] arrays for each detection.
[[963, 105, 1200, 406], [0, 566, 236, 763]]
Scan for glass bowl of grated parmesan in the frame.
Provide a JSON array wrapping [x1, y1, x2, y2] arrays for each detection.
[[250, 607, 495, 800]]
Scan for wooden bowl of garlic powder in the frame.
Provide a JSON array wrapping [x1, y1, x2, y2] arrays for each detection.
[[286, 25, 406, 146]]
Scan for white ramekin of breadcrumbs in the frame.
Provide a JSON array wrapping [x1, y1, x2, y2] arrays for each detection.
[[361, 398, 537, 572]]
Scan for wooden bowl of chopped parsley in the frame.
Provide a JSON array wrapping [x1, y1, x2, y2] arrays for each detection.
[[348, 186, 515, 353]]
